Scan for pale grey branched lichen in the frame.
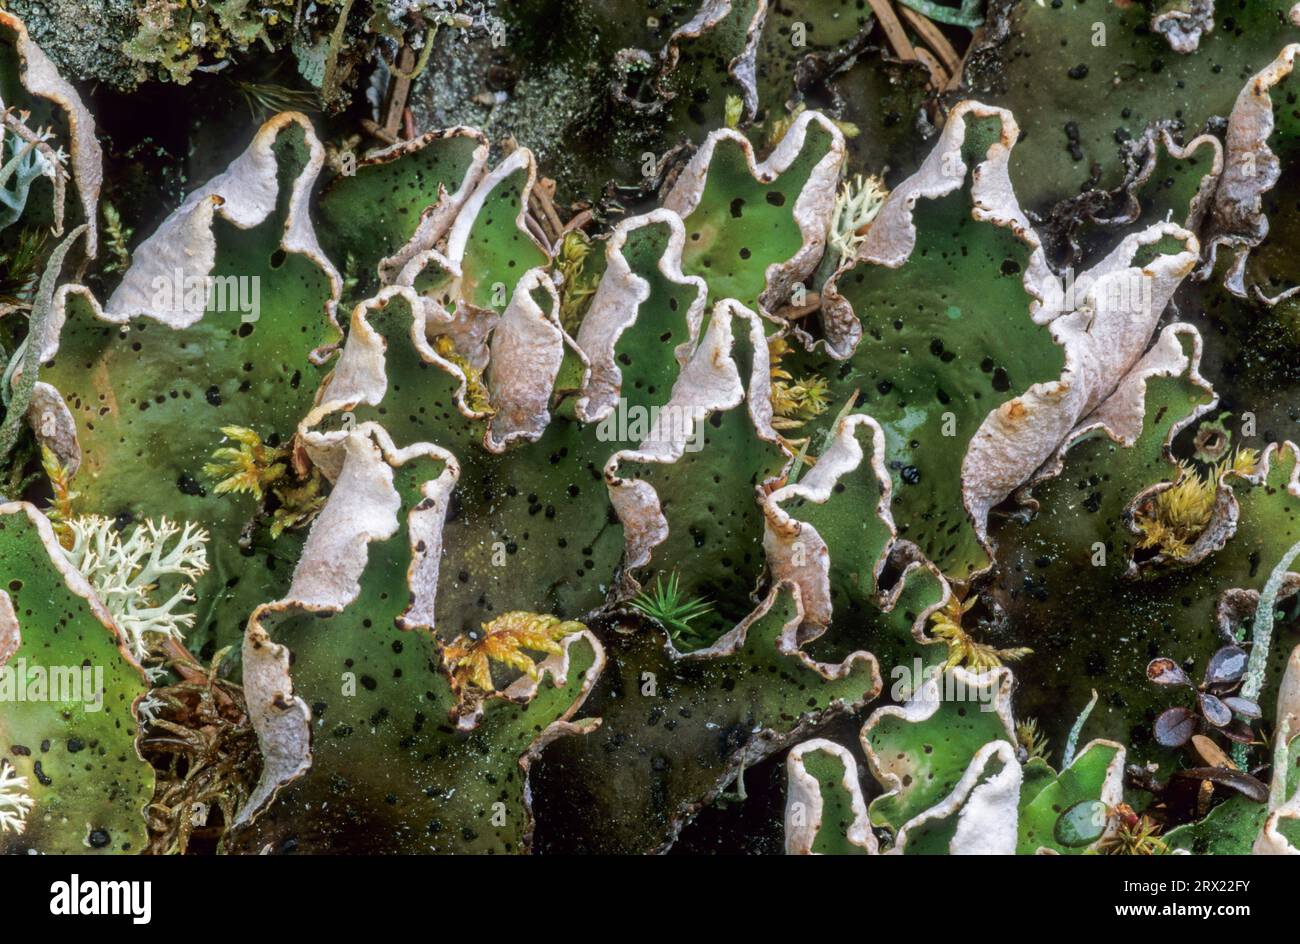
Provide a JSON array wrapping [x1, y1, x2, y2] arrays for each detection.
[[63, 515, 209, 660], [0, 758, 33, 835], [828, 173, 888, 268]]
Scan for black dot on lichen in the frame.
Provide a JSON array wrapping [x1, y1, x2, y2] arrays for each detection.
[[177, 474, 205, 497]]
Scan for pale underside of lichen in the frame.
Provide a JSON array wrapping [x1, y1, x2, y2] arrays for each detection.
[[783, 737, 875, 854], [662, 108, 846, 318], [657, 0, 768, 123], [1198, 42, 1300, 301], [789, 665, 1128, 855]]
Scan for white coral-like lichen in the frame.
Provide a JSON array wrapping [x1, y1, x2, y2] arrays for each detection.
[[829, 173, 889, 267], [63, 515, 210, 660], [135, 692, 166, 728], [0, 759, 34, 835]]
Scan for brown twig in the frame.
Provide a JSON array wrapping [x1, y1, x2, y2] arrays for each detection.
[[384, 46, 416, 140], [867, 0, 917, 61], [528, 178, 566, 245], [360, 117, 399, 145], [913, 46, 950, 89], [159, 636, 242, 719], [523, 207, 551, 249], [560, 207, 594, 236], [896, 4, 962, 76], [773, 294, 823, 321], [943, 7, 987, 90]]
